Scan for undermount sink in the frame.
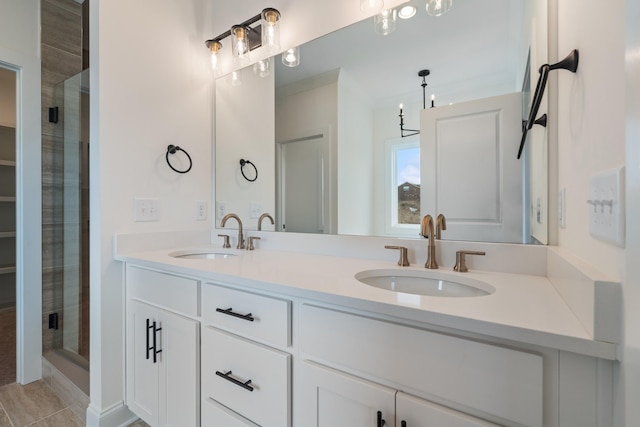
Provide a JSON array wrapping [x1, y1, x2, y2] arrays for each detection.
[[169, 250, 238, 260], [355, 269, 495, 297]]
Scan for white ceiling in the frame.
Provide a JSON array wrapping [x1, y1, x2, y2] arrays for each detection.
[[274, 0, 527, 106]]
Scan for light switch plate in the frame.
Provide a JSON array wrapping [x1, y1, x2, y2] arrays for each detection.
[[134, 198, 161, 222], [589, 166, 625, 246]]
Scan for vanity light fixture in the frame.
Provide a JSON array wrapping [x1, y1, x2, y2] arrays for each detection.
[[374, 9, 397, 35], [399, 69, 431, 138], [426, 0, 453, 16], [205, 8, 281, 72], [282, 46, 300, 67], [361, 0, 384, 13]]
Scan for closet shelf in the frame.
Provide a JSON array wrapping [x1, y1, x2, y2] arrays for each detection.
[[0, 160, 15, 167], [0, 196, 16, 202], [0, 232, 16, 238], [0, 265, 16, 275]]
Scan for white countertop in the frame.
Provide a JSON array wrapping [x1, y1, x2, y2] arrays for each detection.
[[118, 245, 617, 360]]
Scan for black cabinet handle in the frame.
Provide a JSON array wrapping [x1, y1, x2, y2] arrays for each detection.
[[377, 410, 385, 426], [216, 307, 255, 322], [152, 321, 162, 363], [146, 319, 152, 360], [401, 421, 407, 427], [215, 370, 254, 392]]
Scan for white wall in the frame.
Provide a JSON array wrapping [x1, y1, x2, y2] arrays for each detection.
[[0, 0, 42, 385], [89, 0, 214, 423], [621, 1, 640, 426], [556, 0, 626, 278], [216, 66, 275, 231], [552, 0, 632, 426]]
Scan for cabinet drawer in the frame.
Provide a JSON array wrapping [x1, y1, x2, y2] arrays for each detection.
[[202, 326, 291, 427], [202, 398, 259, 427], [202, 283, 290, 347], [126, 266, 199, 316], [300, 304, 543, 427]]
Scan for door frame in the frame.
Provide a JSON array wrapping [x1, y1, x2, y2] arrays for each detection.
[[0, 47, 43, 384]]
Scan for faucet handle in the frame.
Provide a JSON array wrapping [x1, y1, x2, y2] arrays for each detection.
[[217, 234, 231, 248], [453, 250, 486, 272], [385, 245, 410, 267], [247, 236, 261, 251]]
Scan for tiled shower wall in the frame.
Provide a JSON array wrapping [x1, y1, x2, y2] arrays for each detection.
[[41, 0, 83, 355]]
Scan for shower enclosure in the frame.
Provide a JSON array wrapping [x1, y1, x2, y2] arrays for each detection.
[[44, 68, 90, 391]]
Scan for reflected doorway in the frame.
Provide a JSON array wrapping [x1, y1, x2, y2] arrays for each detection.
[[0, 66, 17, 386]]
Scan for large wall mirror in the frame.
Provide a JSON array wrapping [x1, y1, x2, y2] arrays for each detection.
[[215, 0, 548, 244]]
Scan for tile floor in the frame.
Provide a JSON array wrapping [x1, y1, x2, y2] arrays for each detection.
[[0, 381, 149, 427]]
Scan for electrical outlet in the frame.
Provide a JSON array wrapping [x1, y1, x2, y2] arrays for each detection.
[[134, 198, 161, 222], [250, 201, 262, 219], [216, 201, 228, 220], [195, 201, 207, 221]]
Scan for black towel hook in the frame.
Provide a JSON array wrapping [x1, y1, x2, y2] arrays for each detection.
[[240, 159, 258, 182], [166, 145, 192, 174]]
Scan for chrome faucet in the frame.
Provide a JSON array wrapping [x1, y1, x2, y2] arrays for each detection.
[[220, 213, 244, 249], [258, 213, 275, 231], [420, 214, 438, 269], [436, 213, 447, 240]]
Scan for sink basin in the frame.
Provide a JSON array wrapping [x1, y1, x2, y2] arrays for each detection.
[[355, 269, 495, 297], [169, 250, 238, 260]]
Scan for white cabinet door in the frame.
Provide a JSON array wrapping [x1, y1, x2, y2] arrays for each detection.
[[126, 300, 199, 427], [420, 92, 523, 243], [300, 362, 396, 427], [127, 300, 161, 426], [396, 392, 501, 427]]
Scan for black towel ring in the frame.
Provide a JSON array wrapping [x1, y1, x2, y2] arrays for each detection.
[[166, 145, 192, 174], [240, 159, 258, 182]]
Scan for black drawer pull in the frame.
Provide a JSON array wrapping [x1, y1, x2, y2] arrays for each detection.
[[216, 307, 255, 322], [146, 319, 151, 360], [215, 370, 254, 392], [401, 421, 407, 427], [153, 321, 162, 363], [377, 410, 385, 426]]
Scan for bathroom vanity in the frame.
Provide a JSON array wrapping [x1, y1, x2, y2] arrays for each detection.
[[117, 235, 618, 427]]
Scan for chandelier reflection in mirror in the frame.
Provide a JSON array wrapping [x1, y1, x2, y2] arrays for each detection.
[[399, 69, 435, 138], [205, 7, 281, 74]]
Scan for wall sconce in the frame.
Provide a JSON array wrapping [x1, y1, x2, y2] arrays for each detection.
[[399, 69, 431, 138], [426, 0, 453, 16], [205, 8, 281, 72], [361, 0, 384, 13], [282, 47, 300, 67], [374, 9, 397, 35]]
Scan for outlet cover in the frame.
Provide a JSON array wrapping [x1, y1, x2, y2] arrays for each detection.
[[195, 201, 207, 221], [250, 201, 262, 219], [216, 201, 228, 220]]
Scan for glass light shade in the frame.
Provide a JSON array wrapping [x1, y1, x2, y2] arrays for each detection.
[[374, 9, 397, 35], [398, 5, 417, 19], [231, 25, 250, 66], [261, 8, 281, 53], [207, 40, 222, 72], [282, 47, 300, 67], [360, 0, 384, 13], [229, 70, 242, 86], [253, 58, 271, 78], [426, 0, 452, 16]]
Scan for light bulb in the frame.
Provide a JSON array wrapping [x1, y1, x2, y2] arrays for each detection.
[[253, 58, 271, 78], [229, 70, 242, 86], [206, 40, 222, 73], [398, 5, 417, 19]]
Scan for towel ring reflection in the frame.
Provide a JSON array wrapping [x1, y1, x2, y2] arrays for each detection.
[[166, 145, 192, 174], [240, 159, 258, 182]]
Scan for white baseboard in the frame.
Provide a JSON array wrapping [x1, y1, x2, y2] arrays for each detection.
[[86, 401, 138, 427]]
